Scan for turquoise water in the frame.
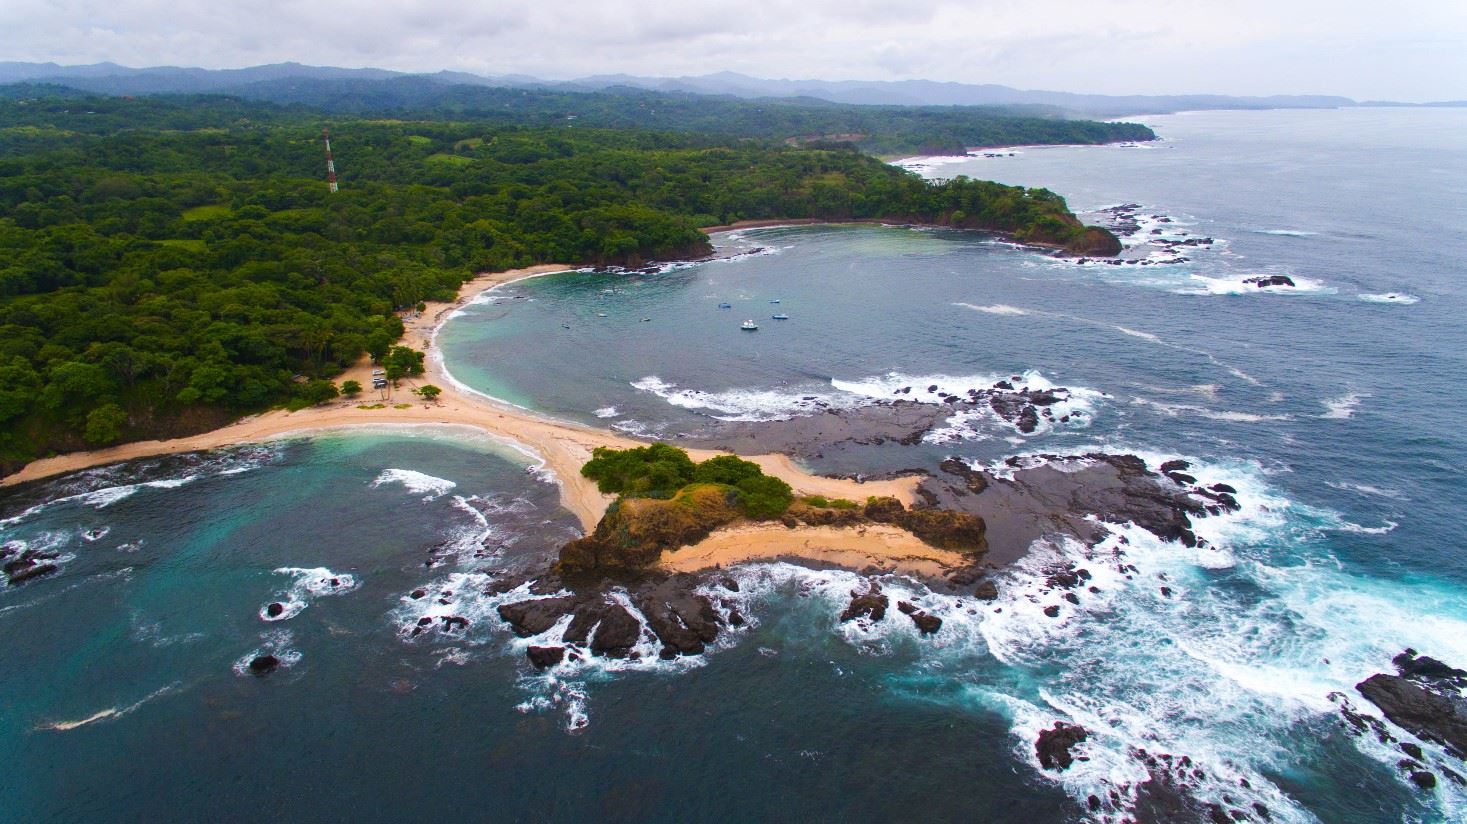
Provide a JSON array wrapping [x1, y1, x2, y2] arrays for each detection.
[[6, 108, 1467, 822]]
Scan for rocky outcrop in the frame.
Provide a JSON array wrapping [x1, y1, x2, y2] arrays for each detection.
[[498, 596, 578, 637], [840, 579, 888, 623], [495, 573, 730, 662], [4, 548, 62, 586], [1356, 649, 1467, 758], [1061, 226, 1123, 257], [247, 654, 280, 676], [557, 485, 741, 575], [1244, 275, 1295, 288], [862, 496, 987, 554], [526, 645, 566, 669], [896, 600, 942, 634], [1036, 721, 1088, 770]]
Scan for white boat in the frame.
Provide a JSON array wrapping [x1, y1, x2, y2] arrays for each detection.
[[772, 313, 789, 320], [741, 319, 759, 331]]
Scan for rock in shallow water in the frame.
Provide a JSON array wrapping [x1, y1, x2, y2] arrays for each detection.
[[526, 645, 565, 669], [1356, 649, 1467, 759], [1035, 721, 1088, 770], [896, 600, 942, 634], [248, 655, 280, 676], [839, 580, 888, 623]]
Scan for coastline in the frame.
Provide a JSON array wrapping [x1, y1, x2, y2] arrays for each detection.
[[2, 262, 921, 562]]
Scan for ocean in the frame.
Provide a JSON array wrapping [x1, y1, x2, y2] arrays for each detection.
[[4, 107, 1466, 822]]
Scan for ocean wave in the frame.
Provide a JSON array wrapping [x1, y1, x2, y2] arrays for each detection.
[[232, 628, 302, 676], [954, 302, 1028, 316], [954, 453, 1467, 819], [0, 445, 282, 528], [38, 682, 183, 732], [391, 576, 719, 733], [370, 468, 457, 501], [631, 375, 859, 422], [1321, 391, 1367, 420], [1252, 228, 1317, 237], [592, 406, 619, 419], [1131, 397, 1291, 424], [833, 369, 1106, 440], [258, 567, 359, 622], [1358, 292, 1420, 305], [1174, 273, 1332, 296]]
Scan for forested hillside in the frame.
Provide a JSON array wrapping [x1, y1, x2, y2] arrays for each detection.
[[0, 79, 1156, 156], [0, 93, 1121, 469]]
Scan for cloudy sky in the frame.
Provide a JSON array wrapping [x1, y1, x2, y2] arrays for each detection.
[[3, 0, 1464, 100]]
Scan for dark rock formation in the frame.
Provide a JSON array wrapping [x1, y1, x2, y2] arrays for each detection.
[[590, 603, 642, 657], [265, 602, 285, 618], [498, 596, 578, 637], [526, 645, 566, 669], [1036, 722, 1088, 770], [974, 579, 1000, 601], [939, 458, 989, 494], [1357, 674, 1467, 756], [896, 600, 942, 634], [557, 485, 741, 575], [1244, 275, 1295, 288], [5, 560, 58, 585], [862, 496, 987, 553], [4, 548, 62, 585], [247, 654, 280, 676], [840, 580, 888, 623], [1063, 226, 1124, 257]]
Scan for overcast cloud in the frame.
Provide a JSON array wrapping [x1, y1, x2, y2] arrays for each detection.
[[2, 0, 1463, 100]]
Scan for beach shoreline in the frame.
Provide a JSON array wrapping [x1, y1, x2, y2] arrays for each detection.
[[3, 262, 921, 562]]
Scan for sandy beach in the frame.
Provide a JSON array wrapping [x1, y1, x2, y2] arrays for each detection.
[[660, 522, 970, 578], [3, 261, 924, 570]]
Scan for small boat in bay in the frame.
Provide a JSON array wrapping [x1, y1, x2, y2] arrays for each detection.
[[772, 313, 789, 320], [741, 319, 759, 331], [718, 302, 732, 309]]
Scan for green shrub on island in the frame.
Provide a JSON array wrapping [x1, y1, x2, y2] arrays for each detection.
[[581, 444, 792, 519], [802, 495, 859, 510], [692, 454, 765, 486], [582, 443, 697, 499], [415, 384, 441, 401], [341, 380, 362, 397]]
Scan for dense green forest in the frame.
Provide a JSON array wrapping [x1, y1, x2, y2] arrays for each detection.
[[0, 92, 1124, 470], [0, 78, 1156, 156]]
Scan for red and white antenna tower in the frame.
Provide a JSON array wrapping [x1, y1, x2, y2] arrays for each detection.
[[322, 128, 338, 193]]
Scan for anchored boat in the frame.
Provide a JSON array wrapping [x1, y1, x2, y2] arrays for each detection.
[[741, 319, 759, 331]]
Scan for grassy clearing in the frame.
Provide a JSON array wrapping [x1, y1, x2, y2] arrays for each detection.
[[181, 204, 232, 221]]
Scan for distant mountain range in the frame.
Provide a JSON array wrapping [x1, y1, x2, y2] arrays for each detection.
[[1, 61, 1460, 116]]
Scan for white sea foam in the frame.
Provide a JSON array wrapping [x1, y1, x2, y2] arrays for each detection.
[[258, 567, 359, 622], [1358, 292, 1420, 305], [954, 302, 1028, 316], [1131, 396, 1291, 424], [391, 575, 718, 732], [232, 628, 302, 676], [592, 406, 620, 418], [1253, 228, 1318, 237], [38, 682, 183, 731], [370, 468, 457, 501], [1321, 391, 1367, 420], [1325, 481, 1407, 500], [832, 369, 1106, 441], [1174, 273, 1332, 296], [630, 375, 859, 422]]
